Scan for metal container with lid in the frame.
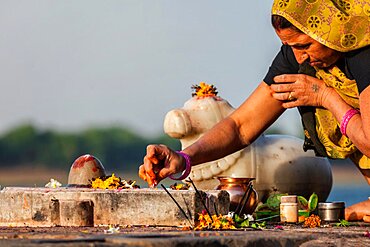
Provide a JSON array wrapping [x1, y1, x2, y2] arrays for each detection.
[[318, 202, 345, 222], [280, 195, 298, 203], [280, 195, 299, 223]]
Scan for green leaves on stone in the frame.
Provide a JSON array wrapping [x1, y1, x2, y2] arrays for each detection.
[[266, 193, 288, 211], [308, 193, 318, 212], [335, 219, 350, 227]]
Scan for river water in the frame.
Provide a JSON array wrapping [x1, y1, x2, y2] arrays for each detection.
[[328, 162, 369, 206], [327, 184, 369, 207]]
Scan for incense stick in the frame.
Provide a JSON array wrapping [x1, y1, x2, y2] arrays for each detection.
[[186, 178, 213, 223], [160, 184, 193, 227], [254, 214, 280, 222], [235, 183, 253, 216], [214, 202, 219, 216]]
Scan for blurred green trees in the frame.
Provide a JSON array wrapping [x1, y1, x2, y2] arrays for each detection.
[[0, 124, 181, 172], [0, 123, 296, 173]]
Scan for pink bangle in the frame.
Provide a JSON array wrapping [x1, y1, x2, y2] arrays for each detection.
[[169, 151, 191, 180], [340, 109, 360, 137]]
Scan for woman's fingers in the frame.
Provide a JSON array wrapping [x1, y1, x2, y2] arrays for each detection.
[[271, 74, 331, 108], [271, 74, 306, 93], [273, 74, 299, 83], [138, 164, 156, 187], [146, 145, 160, 163], [138, 165, 146, 180], [363, 215, 370, 223], [138, 165, 152, 184], [140, 144, 187, 187], [272, 92, 295, 101], [270, 79, 297, 93], [144, 145, 166, 175], [143, 156, 156, 181], [157, 167, 172, 181], [140, 145, 172, 187]]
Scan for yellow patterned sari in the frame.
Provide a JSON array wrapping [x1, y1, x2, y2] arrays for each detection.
[[272, 0, 370, 168]]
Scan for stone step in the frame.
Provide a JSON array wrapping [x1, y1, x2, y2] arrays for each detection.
[[0, 187, 229, 227]]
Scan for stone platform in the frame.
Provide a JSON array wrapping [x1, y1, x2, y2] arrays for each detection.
[[0, 187, 229, 227], [0, 223, 369, 247]]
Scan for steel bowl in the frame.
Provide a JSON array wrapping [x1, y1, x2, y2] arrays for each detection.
[[318, 202, 345, 222]]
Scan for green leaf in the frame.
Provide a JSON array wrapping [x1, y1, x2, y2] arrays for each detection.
[[220, 218, 229, 224], [233, 214, 244, 223], [266, 193, 287, 210], [335, 219, 349, 227], [308, 193, 318, 211], [239, 220, 250, 228], [255, 203, 270, 212], [297, 196, 308, 210], [251, 221, 266, 229]]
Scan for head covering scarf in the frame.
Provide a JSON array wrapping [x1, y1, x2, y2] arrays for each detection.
[[271, 0, 370, 52], [272, 0, 370, 169]]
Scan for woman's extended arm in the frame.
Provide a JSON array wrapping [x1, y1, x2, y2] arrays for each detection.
[[183, 81, 286, 165], [324, 85, 370, 155], [139, 81, 286, 186], [319, 85, 370, 184]]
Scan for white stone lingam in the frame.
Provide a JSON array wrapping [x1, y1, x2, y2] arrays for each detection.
[[164, 92, 333, 202]]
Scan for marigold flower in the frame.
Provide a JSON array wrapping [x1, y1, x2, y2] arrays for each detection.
[[191, 82, 218, 98], [303, 214, 321, 228], [194, 213, 236, 230], [91, 173, 139, 189]]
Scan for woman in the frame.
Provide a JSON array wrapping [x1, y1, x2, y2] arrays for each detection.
[[139, 0, 370, 221]]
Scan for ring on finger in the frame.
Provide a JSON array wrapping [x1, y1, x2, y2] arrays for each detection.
[[288, 92, 295, 101]]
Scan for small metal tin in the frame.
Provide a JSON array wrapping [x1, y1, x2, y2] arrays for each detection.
[[280, 195, 297, 203], [318, 202, 345, 222]]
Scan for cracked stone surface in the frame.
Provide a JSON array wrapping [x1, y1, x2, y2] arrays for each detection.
[[0, 223, 369, 247]]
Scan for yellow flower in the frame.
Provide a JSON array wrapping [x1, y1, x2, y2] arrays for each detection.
[[195, 213, 236, 230], [91, 173, 126, 189], [191, 82, 218, 98]]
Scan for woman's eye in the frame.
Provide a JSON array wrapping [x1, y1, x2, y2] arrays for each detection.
[[294, 44, 310, 50]]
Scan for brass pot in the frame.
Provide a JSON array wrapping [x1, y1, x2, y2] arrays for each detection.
[[215, 177, 258, 215]]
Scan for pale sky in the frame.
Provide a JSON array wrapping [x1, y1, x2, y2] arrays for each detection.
[[0, 0, 302, 137]]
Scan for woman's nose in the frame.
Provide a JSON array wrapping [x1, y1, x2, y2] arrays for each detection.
[[294, 51, 309, 64]]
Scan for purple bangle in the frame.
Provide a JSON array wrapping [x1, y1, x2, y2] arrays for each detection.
[[169, 151, 191, 180], [340, 109, 360, 137]]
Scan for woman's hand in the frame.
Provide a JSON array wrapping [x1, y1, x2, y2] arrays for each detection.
[[270, 74, 334, 109], [138, 144, 186, 187]]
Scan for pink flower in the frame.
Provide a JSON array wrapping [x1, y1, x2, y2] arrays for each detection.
[[274, 225, 284, 230]]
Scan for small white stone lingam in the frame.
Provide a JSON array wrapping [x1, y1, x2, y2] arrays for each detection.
[[163, 82, 333, 202], [67, 154, 106, 187]]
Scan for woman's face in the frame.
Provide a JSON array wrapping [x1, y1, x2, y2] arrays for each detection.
[[275, 28, 342, 68]]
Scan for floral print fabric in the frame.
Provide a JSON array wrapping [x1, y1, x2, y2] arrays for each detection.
[[272, 0, 370, 52]]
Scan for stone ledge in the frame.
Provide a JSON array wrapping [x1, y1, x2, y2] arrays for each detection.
[[0, 187, 229, 227], [0, 225, 369, 247]]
